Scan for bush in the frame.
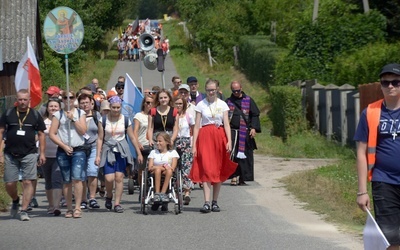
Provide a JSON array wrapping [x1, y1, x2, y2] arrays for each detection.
[[238, 36, 286, 88], [332, 42, 400, 86], [275, 0, 386, 85], [269, 85, 307, 140]]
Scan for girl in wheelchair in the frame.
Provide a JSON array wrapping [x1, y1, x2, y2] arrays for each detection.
[[147, 132, 179, 203]]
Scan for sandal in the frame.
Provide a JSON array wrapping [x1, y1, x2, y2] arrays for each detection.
[[211, 200, 220, 212], [230, 177, 237, 186], [73, 209, 82, 218], [65, 210, 73, 218], [183, 195, 191, 205], [200, 203, 211, 213], [53, 208, 61, 216]]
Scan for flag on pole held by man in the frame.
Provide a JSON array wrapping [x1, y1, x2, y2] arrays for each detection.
[[123, 73, 144, 116], [131, 16, 139, 35], [15, 37, 42, 108], [122, 73, 144, 159]]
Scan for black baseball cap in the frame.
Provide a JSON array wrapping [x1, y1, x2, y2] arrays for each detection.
[[379, 63, 400, 77], [187, 76, 198, 83], [115, 82, 124, 88]]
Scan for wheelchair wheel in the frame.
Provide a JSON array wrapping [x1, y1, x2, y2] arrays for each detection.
[[141, 169, 148, 214], [128, 179, 134, 195], [175, 168, 183, 213]]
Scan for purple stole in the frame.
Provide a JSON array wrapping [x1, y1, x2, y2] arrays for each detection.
[[227, 96, 250, 159], [189, 92, 204, 104]]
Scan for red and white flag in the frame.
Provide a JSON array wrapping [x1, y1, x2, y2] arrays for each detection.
[[15, 37, 42, 108]]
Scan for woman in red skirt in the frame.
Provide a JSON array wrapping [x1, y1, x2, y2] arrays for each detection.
[[190, 79, 237, 213]]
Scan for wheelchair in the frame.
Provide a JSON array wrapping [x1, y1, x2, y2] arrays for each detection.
[[140, 164, 183, 215]]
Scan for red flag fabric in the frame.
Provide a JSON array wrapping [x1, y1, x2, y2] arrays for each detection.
[[15, 37, 42, 108]]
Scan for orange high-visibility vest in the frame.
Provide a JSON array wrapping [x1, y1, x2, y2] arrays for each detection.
[[366, 99, 384, 181]]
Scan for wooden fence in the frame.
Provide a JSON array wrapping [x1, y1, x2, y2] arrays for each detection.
[[293, 79, 383, 146]]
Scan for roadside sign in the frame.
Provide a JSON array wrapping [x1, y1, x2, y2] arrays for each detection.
[[43, 6, 84, 54]]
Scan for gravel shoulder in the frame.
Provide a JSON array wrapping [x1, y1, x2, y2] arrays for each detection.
[[249, 154, 363, 249]]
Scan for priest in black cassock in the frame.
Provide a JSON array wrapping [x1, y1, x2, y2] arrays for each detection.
[[226, 81, 261, 185]]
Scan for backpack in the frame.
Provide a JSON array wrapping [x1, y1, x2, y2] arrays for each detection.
[[88, 111, 100, 128], [5, 107, 40, 130]]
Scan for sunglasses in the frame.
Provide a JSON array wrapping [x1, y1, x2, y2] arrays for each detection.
[[381, 80, 400, 88], [206, 89, 216, 92], [49, 97, 61, 101], [232, 89, 241, 93], [145, 101, 152, 105], [97, 90, 103, 93], [63, 96, 75, 100], [117, 87, 124, 90]]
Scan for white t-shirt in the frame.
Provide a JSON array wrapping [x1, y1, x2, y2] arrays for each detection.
[[54, 109, 86, 147], [148, 149, 179, 166], [178, 113, 194, 138], [195, 98, 229, 127], [133, 112, 149, 146], [103, 115, 132, 142], [44, 118, 58, 158]]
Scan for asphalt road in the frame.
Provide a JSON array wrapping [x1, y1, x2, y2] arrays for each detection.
[[0, 53, 363, 250]]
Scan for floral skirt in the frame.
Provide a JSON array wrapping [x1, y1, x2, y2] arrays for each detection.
[[176, 137, 194, 190]]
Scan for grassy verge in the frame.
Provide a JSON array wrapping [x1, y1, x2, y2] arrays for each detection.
[[163, 19, 364, 233]]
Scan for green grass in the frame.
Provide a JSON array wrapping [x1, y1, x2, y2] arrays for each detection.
[[70, 56, 117, 91], [281, 159, 366, 233]]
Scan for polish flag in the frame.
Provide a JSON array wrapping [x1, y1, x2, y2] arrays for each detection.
[[15, 37, 42, 108]]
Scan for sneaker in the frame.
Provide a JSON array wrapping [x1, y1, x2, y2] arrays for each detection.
[[30, 197, 38, 208], [27, 203, 33, 211], [153, 193, 161, 203], [10, 202, 20, 218], [114, 205, 124, 213], [19, 211, 30, 221], [80, 201, 88, 210], [105, 197, 112, 210], [161, 193, 169, 203], [200, 203, 211, 213], [211, 201, 220, 212], [89, 199, 100, 209]]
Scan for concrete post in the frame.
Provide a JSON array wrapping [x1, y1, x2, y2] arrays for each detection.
[[339, 84, 355, 146]]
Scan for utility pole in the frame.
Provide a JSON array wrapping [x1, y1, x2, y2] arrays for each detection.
[[362, 0, 370, 13], [312, 0, 319, 22]]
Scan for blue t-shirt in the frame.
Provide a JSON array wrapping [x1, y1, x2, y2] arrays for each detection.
[[354, 105, 400, 184]]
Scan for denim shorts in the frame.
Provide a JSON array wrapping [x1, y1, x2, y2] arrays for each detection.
[[372, 181, 400, 245], [86, 147, 99, 178], [3, 153, 38, 182], [104, 152, 126, 175], [56, 148, 87, 184]]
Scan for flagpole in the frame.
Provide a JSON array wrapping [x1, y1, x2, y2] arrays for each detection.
[[65, 54, 71, 146], [140, 51, 144, 93], [162, 71, 165, 89]]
